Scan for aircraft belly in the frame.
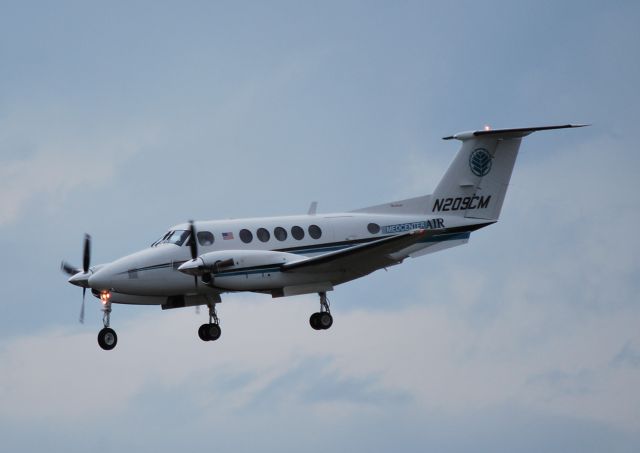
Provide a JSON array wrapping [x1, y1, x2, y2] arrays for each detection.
[[109, 292, 167, 305], [213, 270, 338, 291]]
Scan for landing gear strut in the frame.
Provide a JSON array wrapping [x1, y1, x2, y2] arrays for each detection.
[[198, 303, 221, 342], [310, 291, 333, 331], [97, 293, 118, 350]]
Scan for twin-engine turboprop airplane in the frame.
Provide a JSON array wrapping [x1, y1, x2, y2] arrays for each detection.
[[61, 124, 585, 350]]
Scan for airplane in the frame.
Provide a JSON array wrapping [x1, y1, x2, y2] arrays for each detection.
[[61, 124, 585, 350]]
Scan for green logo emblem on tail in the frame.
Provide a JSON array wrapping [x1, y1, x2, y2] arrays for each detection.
[[469, 148, 492, 177]]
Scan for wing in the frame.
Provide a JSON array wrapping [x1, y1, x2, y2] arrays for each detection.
[[282, 229, 430, 276]]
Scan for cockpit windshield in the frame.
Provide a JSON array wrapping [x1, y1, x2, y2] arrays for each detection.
[[151, 230, 190, 247]]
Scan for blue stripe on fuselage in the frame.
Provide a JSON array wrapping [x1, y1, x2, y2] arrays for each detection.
[[216, 232, 471, 277]]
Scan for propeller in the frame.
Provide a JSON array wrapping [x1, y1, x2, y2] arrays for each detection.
[[60, 234, 92, 324], [80, 234, 91, 324], [80, 288, 86, 324], [188, 220, 198, 289], [83, 234, 90, 274], [60, 261, 80, 276]]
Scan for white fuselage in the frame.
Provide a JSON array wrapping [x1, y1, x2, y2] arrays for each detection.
[[86, 212, 483, 305]]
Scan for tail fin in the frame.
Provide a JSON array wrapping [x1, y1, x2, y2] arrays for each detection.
[[431, 124, 587, 221]]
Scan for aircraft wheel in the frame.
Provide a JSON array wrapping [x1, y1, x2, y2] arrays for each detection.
[[98, 327, 118, 350], [318, 312, 333, 330], [198, 324, 211, 342], [208, 324, 222, 341], [309, 313, 322, 330], [200, 323, 221, 342]]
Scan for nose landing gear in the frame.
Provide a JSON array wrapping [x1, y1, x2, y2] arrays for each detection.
[[198, 303, 222, 342], [98, 327, 117, 350], [97, 292, 118, 350], [310, 291, 333, 330]]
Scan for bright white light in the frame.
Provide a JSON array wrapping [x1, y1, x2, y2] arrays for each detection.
[[100, 291, 112, 303]]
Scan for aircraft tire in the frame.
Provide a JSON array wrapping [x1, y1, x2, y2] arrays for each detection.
[[198, 324, 211, 341], [310, 313, 323, 330], [206, 323, 222, 341], [318, 312, 333, 330], [98, 327, 118, 350]]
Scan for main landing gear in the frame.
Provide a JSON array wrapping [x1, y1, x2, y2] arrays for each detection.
[[310, 291, 333, 331], [97, 292, 118, 350], [198, 303, 222, 342]]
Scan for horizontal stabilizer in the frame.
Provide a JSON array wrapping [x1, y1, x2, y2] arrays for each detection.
[[443, 124, 589, 141]]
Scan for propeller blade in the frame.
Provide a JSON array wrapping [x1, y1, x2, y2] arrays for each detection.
[[83, 234, 91, 273], [188, 220, 198, 260], [60, 261, 80, 276], [80, 287, 86, 324], [188, 220, 198, 289]]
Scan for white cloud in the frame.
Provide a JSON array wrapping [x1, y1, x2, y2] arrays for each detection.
[[1, 150, 114, 226], [0, 291, 638, 434], [0, 108, 157, 226]]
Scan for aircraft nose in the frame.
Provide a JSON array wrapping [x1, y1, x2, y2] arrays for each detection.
[[88, 267, 113, 290]]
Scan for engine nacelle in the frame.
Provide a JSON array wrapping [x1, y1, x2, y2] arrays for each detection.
[[178, 250, 313, 291], [199, 249, 303, 270]]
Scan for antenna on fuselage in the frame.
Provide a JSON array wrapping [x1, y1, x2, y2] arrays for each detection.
[[308, 201, 318, 216]]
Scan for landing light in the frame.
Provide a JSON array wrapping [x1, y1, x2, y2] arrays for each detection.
[[100, 290, 112, 304], [484, 124, 491, 131]]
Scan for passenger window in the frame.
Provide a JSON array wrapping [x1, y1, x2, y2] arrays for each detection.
[[197, 231, 215, 246], [239, 229, 253, 243], [257, 228, 270, 242], [308, 224, 322, 239], [274, 227, 287, 241], [291, 226, 304, 240], [368, 223, 381, 234]]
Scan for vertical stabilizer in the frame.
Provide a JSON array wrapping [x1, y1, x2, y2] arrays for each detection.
[[431, 124, 586, 221]]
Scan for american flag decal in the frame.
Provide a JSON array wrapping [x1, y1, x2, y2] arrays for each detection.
[[222, 232, 234, 240]]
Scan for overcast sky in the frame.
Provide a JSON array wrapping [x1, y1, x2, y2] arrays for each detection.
[[1, 1, 639, 452]]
